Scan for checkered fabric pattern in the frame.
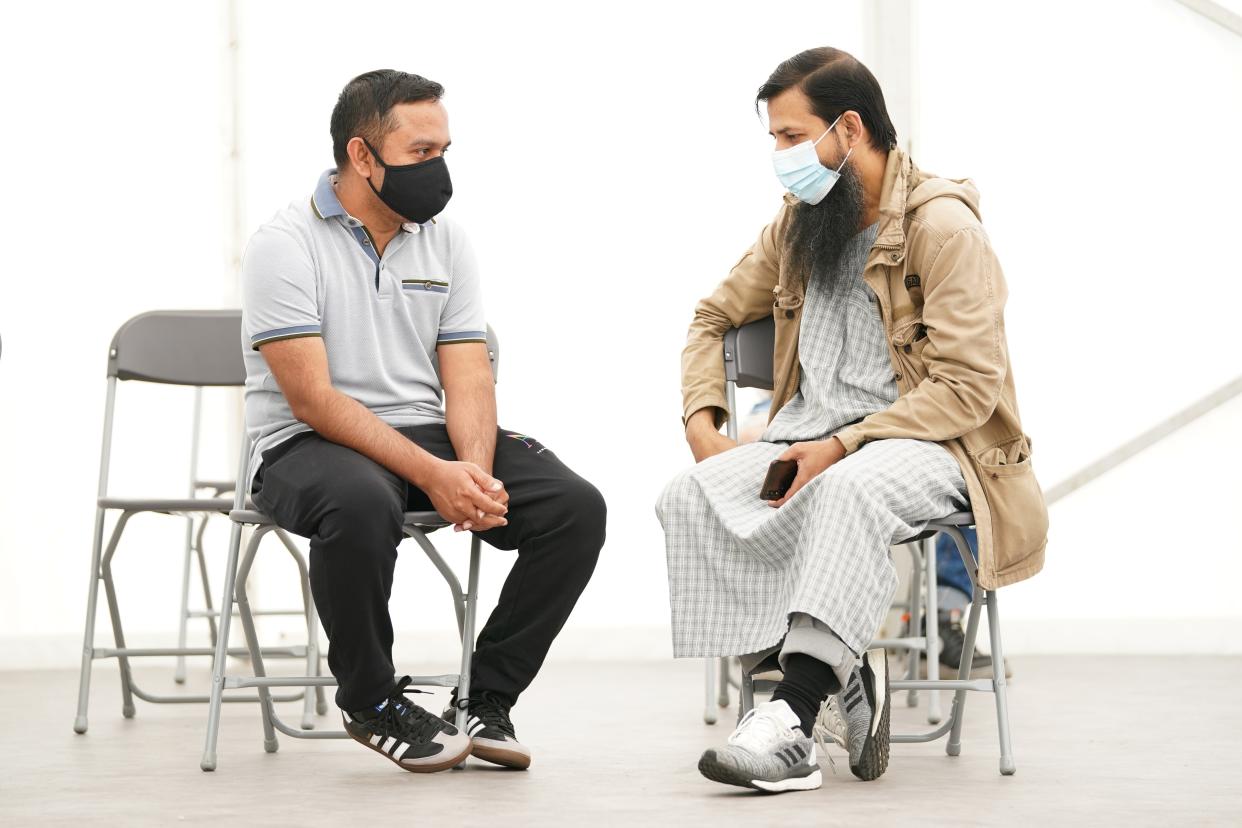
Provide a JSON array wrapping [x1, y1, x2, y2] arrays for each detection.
[[657, 223, 968, 658]]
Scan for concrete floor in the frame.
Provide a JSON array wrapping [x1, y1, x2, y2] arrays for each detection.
[[1, 656, 1239, 826]]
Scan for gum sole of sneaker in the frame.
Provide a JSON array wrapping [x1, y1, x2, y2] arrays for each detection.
[[350, 732, 473, 773], [471, 743, 532, 770], [697, 752, 821, 793], [851, 656, 890, 782]]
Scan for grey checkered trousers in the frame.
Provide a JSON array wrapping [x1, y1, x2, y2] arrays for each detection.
[[657, 223, 968, 660]]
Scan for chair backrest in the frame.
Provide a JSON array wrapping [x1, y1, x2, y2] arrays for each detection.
[[485, 325, 500, 382], [723, 316, 775, 391], [108, 310, 245, 386]]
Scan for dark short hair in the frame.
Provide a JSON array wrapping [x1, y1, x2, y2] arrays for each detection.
[[756, 48, 897, 152], [330, 69, 444, 165]]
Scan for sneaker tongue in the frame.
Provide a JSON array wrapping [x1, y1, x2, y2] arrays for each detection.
[[756, 699, 801, 731]]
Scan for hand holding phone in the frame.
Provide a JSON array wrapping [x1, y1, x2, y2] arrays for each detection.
[[759, 459, 798, 501]]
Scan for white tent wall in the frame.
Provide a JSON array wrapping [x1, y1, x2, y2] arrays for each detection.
[[0, 0, 1237, 669]]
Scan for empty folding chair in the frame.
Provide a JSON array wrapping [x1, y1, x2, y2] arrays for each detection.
[[721, 318, 1016, 776], [200, 326, 501, 771], [74, 310, 323, 735]]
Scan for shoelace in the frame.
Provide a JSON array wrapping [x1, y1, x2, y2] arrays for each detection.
[[375, 676, 452, 744], [451, 690, 516, 738], [732, 706, 835, 774], [811, 698, 843, 775]]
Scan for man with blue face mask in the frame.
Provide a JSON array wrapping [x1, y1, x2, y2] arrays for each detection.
[[656, 48, 1046, 793]]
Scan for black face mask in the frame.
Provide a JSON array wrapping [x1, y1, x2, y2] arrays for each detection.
[[362, 139, 453, 224]]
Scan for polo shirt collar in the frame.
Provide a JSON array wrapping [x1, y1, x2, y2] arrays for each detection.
[[311, 168, 432, 233]]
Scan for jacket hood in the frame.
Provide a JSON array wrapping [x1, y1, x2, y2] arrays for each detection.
[[905, 174, 982, 221]]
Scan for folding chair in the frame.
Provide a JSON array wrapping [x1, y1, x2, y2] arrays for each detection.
[[74, 310, 323, 735], [199, 327, 500, 772], [720, 317, 1016, 776]]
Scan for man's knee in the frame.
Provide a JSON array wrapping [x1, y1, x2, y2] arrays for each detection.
[[318, 479, 404, 546], [654, 470, 695, 524], [561, 476, 607, 549]]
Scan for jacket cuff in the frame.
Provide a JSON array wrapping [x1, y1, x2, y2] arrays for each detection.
[[833, 424, 867, 455], [682, 397, 730, 430]]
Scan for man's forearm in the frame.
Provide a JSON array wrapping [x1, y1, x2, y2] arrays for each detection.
[[445, 378, 498, 474], [294, 387, 441, 487]]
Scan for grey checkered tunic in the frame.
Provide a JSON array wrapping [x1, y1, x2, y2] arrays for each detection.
[[657, 224, 968, 659]]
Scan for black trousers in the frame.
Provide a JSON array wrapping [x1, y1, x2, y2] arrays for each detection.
[[251, 424, 606, 712]]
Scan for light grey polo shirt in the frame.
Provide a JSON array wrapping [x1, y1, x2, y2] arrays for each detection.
[[240, 169, 487, 470]]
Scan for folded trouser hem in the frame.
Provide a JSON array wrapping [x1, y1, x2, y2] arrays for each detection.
[[738, 612, 856, 691]]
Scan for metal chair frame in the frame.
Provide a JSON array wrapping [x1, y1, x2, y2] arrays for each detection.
[[199, 327, 499, 771], [708, 317, 1016, 775], [74, 310, 322, 736]]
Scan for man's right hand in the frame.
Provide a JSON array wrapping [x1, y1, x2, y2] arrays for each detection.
[[422, 459, 509, 531], [685, 408, 738, 463]]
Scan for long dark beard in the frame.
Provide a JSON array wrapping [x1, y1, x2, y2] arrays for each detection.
[[783, 159, 866, 290]]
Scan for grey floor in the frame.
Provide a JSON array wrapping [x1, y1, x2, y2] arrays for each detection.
[[1, 656, 1239, 826]]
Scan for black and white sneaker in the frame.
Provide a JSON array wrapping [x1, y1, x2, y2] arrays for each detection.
[[444, 689, 531, 769], [816, 648, 890, 781], [343, 676, 472, 773]]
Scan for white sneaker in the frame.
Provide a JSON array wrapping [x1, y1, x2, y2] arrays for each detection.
[[697, 700, 822, 793]]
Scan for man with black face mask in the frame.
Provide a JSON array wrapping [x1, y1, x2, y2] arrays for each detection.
[[240, 70, 605, 774], [656, 48, 1045, 793]]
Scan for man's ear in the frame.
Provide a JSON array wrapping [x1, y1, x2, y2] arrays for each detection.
[[841, 110, 867, 150], [345, 136, 375, 180]]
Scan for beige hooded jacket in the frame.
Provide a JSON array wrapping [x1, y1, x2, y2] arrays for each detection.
[[679, 148, 1047, 589]]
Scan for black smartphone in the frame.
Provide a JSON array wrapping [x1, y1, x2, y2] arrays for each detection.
[[759, 459, 798, 501]]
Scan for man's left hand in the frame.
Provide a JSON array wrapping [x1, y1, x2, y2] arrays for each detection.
[[767, 437, 846, 508]]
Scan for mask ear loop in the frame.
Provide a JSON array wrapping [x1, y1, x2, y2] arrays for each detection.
[[811, 113, 853, 172], [812, 113, 844, 147]]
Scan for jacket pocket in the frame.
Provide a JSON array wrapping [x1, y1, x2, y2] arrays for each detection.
[[972, 435, 1048, 572], [891, 317, 929, 383]]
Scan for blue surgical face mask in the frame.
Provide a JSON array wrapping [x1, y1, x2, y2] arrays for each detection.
[[771, 114, 853, 205]]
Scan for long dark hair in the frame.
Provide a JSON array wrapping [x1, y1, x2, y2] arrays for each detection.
[[756, 48, 897, 152]]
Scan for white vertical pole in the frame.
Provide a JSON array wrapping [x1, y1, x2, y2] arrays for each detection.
[[862, 0, 918, 156], [221, 0, 245, 475]]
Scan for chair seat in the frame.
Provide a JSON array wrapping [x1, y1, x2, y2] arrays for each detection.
[[896, 510, 975, 546], [230, 509, 451, 531], [98, 496, 235, 513]]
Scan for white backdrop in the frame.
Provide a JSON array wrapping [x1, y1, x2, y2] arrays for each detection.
[[1, 0, 1239, 669]]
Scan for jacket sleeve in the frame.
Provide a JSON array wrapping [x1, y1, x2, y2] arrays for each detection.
[[680, 206, 788, 429], [834, 225, 1008, 454]]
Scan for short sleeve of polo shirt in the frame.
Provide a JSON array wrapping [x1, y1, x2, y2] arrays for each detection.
[[436, 225, 487, 345], [241, 225, 321, 350]]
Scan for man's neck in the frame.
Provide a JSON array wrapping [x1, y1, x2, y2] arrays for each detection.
[[858, 150, 889, 228], [335, 171, 404, 255]]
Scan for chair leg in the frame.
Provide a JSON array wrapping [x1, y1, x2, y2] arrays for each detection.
[[925, 537, 942, 724], [454, 535, 482, 769], [946, 584, 985, 757], [74, 507, 109, 734], [703, 659, 718, 725], [275, 529, 317, 731], [99, 512, 137, 719], [717, 657, 731, 708], [194, 518, 219, 645], [201, 519, 245, 772], [905, 543, 922, 708], [986, 589, 1016, 776], [739, 671, 755, 721], [174, 515, 197, 685], [235, 527, 279, 753]]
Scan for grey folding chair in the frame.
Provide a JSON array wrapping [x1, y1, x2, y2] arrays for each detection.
[[719, 317, 1016, 776], [200, 326, 501, 772], [74, 310, 323, 735]]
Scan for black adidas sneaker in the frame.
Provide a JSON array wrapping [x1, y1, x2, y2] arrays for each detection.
[[445, 689, 531, 769], [343, 676, 472, 773]]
